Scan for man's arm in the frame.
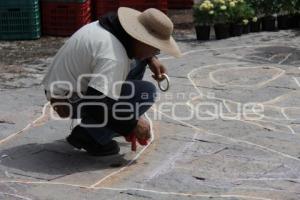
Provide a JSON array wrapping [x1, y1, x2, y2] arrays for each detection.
[[147, 56, 168, 81]]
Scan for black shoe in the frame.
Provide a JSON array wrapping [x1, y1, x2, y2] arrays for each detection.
[[66, 126, 120, 156]]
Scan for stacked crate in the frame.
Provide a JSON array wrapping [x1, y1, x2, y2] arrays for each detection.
[[93, 0, 119, 20], [41, 0, 92, 36], [168, 0, 194, 9], [93, 0, 168, 19], [0, 0, 41, 40], [119, 0, 168, 14]]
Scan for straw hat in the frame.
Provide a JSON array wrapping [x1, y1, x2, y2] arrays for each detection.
[[118, 7, 182, 58]]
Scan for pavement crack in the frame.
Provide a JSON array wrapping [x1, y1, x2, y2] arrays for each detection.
[[162, 120, 191, 128], [194, 139, 219, 144], [10, 172, 49, 181], [263, 127, 273, 132], [193, 176, 206, 181], [120, 191, 153, 199], [287, 180, 300, 184], [194, 85, 227, 91], [213, 147, 230, 154], [169, 75, 188, 79], [291, 122, 300, 125], [0, 120, 15, 125], [266, 86, 297, 90]]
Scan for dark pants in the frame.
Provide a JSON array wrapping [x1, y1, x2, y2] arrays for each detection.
[[70, 59, 156, 145]]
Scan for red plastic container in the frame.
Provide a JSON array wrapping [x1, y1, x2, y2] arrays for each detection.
[[168, 0, 193, 9], [93, 0, 168, 19], [92, 0, 119, 19], [41, 0, 91, 36], [119, 0, 168, 13]]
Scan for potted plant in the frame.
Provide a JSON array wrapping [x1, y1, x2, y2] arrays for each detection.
[[213, 0, 231, 39], [241, 3, 255, 34], [247, 0, 263, 32], [193, 0, 215, 40], [290, 0, 300, 28], [250, 16, 261, 32], [227, 0, 254, 36], [227, 0, 245, 36], [242, 19, 251, 34], [260, 0, 280, 31], [277, 0, 296, 29]]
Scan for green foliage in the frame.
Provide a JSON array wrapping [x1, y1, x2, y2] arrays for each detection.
[[296, 0, 300, 12], [213, 0, 231, 24], [193, 1, 215, 25], [246, 0, 264, 15], [228, 1, 255, 24], [193, 0, 294, 25], [259, 0, 280, 16], [277, 0, 298, 14]]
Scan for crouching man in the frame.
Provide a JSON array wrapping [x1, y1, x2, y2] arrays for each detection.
[[41, 7, 181, 156]]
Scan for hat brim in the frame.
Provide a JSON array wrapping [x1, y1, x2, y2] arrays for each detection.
[[118, 7, 182, 58]]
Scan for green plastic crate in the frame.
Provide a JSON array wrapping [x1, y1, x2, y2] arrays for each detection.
[[0, 0, 39, 7], [0, 28, 41, 40], [41, 0, 87, 3], [0, 2, 41, 40]]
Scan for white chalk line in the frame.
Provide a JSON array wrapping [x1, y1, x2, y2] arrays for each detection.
[[90, 44, 300, 188], [0, 43, 298, 199], [235, 186, 293, 193], [0, 98, 157, 189], [0, 44, 291, 146], [188, 97, 296, 133], [90, 113, 155, 188], [0, 102, 50, 145], [208, 66, 285, 88], [186, 74, 300, 161], [143, 132, 198, 183], [189, 54, 300, 135], [0, 180, 273, 200], [0, 192, 33, 200], [278, 53, 293, 65], [188, 60, 300, 135], [160, 43, 298, 61], [293, 77, 300, 87], [154, 107, 300, 162]]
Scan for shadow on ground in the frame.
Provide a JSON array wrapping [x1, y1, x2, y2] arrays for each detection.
[[0, 140, 131, 180]]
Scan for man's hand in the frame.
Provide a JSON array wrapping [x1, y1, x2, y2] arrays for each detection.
[[148, 57, 167, 82], [133, 117, 151, 141]]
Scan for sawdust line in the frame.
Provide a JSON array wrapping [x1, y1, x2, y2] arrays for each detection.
[[0, 192, 33, 200], [155, 108, 300, 161], [293, 77, 300, 87], [160, 43, 296, 60], [0, 180, 273, 200], [144, 132, 198, 182], [0, 102, 50, 145], [1, 43, 298, 198], [186, 68, 300, 160], [188, 64, 300, 135], [208, 66, 285, 88], [90, 113, 155, 188], [278, 53, 292, 65], [268, 54, 280, 61]]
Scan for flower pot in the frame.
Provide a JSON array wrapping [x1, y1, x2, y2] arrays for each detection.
[[250, 20, 261, 32], [195, 25, 211, 41], [262, 16, 276, 31], [214, 23, 230, 40], [289, 14, 300, 29], [277, 15, 290, 30], [230, 24, 243, 37], [243, 24, 250, 34]]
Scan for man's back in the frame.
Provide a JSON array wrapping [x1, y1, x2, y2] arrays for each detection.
[[42, 21, 130, 100]]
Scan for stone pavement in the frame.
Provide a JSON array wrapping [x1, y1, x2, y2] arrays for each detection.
[[0, 30, 300, 200]]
